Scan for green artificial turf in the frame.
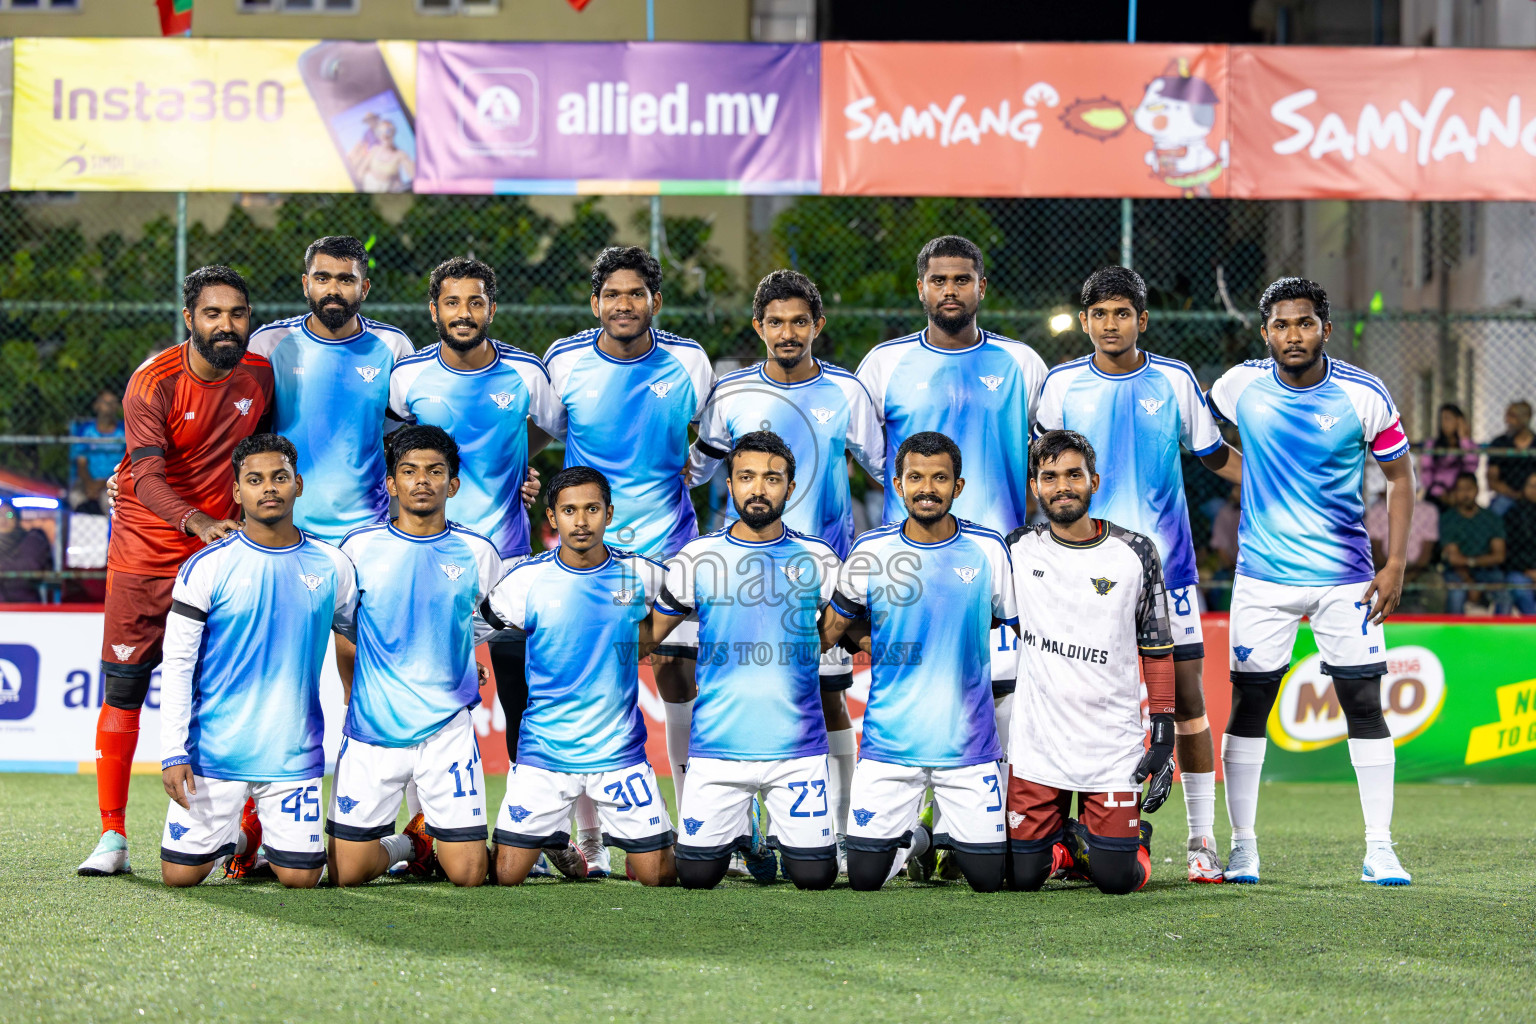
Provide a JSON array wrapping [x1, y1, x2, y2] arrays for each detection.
[[1, 775, 1532, 1023]]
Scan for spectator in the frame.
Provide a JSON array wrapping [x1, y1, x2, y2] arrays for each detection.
[[1487, 399, 1534, 516], [1503, 474, 1536, 616], [1208, 481, 1241, 571], [0, 496, 53, 603], [1419, 403, 1479, 509], [1366, 488, 1439, 610], [1440, 472, 1508, 615], [68, 388, 125, 514]]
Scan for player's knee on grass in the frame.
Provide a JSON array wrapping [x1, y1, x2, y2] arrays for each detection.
[[1227, 674, 1283, 738], [103, 670, 153, 711], [436, 840, 488, 887], [1334, 675, 1391, 740], [782, 854, 837, 891], [331, 838, 390, 887], [160, 860, 215, 887], [272, 866, 322, 889], [1089, 848, 1145, 895], [846, 849, 897, 891], [676, 854, 730, 890], [624, 849, 678, 887], [952, 852, 1005, 893], [1008, 851, 1053, 891], [494, 843, 545, 886]]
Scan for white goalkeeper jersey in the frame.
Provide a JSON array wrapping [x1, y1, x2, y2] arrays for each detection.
[[1006, 520, 1173, 792]]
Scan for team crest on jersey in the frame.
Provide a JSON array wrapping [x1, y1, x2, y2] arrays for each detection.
[[1090, 577, 1116, 596], [440, 562, 466, 582], [335, 795, 359, 814], [648, 381, 673, 398], [355, 365, 381, 384], [852, 808, 876, 827], [233, 398, 254, 416], [1233, 645, 1253, 663], [978, 375, 1005, 392], [1314, 414, 1340, 432], [611, 588, 635, 603], [167, 822, 190, 841], [490, 392, 516, 410], [682, 817, 704, 836], [506, 805, 531, 823], [111, 644, 137, 661], [810, 407, 834, 425], [1007, 811, 1025, 829], [781, 565, 805, 583], [953, 566, 979, 584], [298, 573, 323, 592], [1139, 398, 1165, 415]]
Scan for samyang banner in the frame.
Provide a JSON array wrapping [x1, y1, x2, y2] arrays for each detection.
[[414, 42, 820, 195]]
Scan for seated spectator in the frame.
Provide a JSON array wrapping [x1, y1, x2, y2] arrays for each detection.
[[1366, 489, 1439, 610], [0, 496, 53, 603], [1503, 474, 1536, 616], [1440, 472, 1508, 615], [1419, 403, 1479, 509], [1487, 399, 1534, 516], [68, 388, 125, 514]]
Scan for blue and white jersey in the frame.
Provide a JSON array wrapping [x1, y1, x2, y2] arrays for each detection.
[[248, 315, 416, 543], [833, 519, 1015, 768], [695, 360, 883, 558], [389, 342, 567, 560], [1208, 356, 1410, 587], [1035, 353, 1223, 590], [339, 521, 502, 748], [158, 532, 357, 782], [483, 547, 667, 774], [657, 526, 840, 760], [545, 328, 714, 559], [857, 328, 1047, 536]]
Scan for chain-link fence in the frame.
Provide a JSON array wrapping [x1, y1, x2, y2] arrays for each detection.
[[2, 191, 1533, 612]]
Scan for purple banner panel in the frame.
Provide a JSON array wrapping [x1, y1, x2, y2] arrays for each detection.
[[416, 42, 821, 195]]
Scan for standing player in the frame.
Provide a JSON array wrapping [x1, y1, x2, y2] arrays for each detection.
[[645, 432, 841, 890], [248, 235, 416, 543], [544, 246, 713, 847], [481, 466, 677, 887], [79, 266, 273, 877], [1035, 266, 1242, 882], [821, 432, 1015, 893], [691, 269, 883, 863], [326, 426, 501, 888], [1208, 278, 1414, 886], [856, 236, 1046, 762], [1006, 430, 1176, 895], [158, 434, 356, 888]]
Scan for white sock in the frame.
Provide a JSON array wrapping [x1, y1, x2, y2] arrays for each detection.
[[235, 832, 249, 857], [574, 793, 601, 840], [405, 778, 422, 819], [826, 729, 856, 836], [1348, 737, 1396, 846], [993, 691, 1014, 760], [664, 699, 694, 806], [1182, 771, 1216, 844], [381, 832, 413, 863], [1221, 733, 1268, 844]]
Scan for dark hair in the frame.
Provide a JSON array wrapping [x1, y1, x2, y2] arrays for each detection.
[[182, 265, 249, 311], [895, 430, 962, 479], [231, 433, 298, 475], [1080, 265, 1147, 315], [590, 246, 662, 297], [546, 465, 612, 508], [753, 269, 823, 323], [304, 235, 370, 276], [387, 424, 460, 478], [429, 256, 497, 305], [1453, 470, 1480, 490], [725, 430, 796, 483], [1031, 429, 1098, 478], [1259, 276, 1330, 325], [915, 235, 985, 279], [1434, 402, 1466, 447]]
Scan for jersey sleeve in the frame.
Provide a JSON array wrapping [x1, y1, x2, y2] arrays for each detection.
[[854, 348, 892, 427], [688, 386, 731, 486], [387, 364, 416, 424], [482, 562, 533, 632], [519, 360, 568, 441], [123, 375, 198, 531], [1206, 364, 1259, 426], [988, 536, 1018, 624], [1165, 362, 1223, 456], [1124, 531, 1174, 654], [816, 544, 841, 609], [327, 545, 359, 640], [841, 375, 886, 480], [831, 542, 872, 619], [633, 555, 670, 612], [657, 552, 695, 616], [334, 534, 367, 641], [1354, 384, 1410, 463], [158, 552, 218, 766], [684, 347, 716, 425], [1009, 341, 1049, 432], [1033, 370, 1067, 437]]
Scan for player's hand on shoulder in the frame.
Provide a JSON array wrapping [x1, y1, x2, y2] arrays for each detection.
[[162, 763, 195, 809], [521, 465, 541, 510], [1135, 713, 1176, 813], [186, 511, 241, 545], [105, 471, 119, 515]]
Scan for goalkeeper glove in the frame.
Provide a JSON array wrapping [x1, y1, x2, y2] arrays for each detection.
[[1134, 713, 1176, 813]]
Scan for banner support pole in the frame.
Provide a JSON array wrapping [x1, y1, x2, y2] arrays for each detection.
[[1120, 0, 1136, 269], [647, 0, 662, 265], [175, 191, 188, 341]]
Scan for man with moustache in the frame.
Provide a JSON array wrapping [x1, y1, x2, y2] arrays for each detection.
[[80, 265, 274, 877]]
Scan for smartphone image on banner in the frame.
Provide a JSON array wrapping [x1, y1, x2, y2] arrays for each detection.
[[299, 41, 416, 193]]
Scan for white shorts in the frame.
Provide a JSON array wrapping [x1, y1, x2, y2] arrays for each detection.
[[493, 761, 675, 852], [990, 623, 1019, 691], [676, 754, 837, 861], [1166, 584, 1205, 660], [844, 758, 1008, 855], [161, 776, 325, 870], [820, 644, 852, 690], [1229, 575, 1387, 679], [326, 708, 488, 844], [654, 610, 699, 654]]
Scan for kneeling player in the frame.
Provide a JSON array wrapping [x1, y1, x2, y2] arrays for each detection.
[[159, 434, 355, 888], [821, 432, 1015, 892], [646, 432, 842, 890], [327, 426, 500, 888], [1005, 431, 1175, 895], [482, 466, 677, 886]]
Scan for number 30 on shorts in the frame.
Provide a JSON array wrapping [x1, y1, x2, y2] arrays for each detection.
[[603, 772, 655, 811]]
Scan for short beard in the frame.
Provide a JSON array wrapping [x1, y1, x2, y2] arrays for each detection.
[[772, 348, 808, 372], [605, 310, 653, 345], [924, 301, 976, 337], [309, 293, 362, 332], [736, 497, 785, 531], [191, 326, 248, 371], [906, 493, 950, 526], [438, 317, 489, 353], [1271, 343, 1324, 376], [1043, 496, 1089, 525]]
